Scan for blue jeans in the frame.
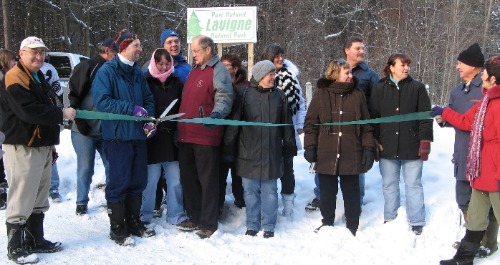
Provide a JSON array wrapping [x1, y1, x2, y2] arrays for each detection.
[[71, 131, 109, 205], [242, 178, 278, 232], [50, 163, 59, 192], [141, 161, 188, 224], [379, 159, 426, 226], [314, 172, 365, 203]]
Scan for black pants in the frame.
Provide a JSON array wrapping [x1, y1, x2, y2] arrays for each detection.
[[179, 143, 220, 231], [319, 174, 360, 231], [219, 161, 244, 208], [280, 156, 295, 195]]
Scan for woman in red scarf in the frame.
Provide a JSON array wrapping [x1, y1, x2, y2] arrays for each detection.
[[432, 56, 500, 265]]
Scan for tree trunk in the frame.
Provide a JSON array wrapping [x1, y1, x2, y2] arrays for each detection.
[[2, 0, 10, 49]]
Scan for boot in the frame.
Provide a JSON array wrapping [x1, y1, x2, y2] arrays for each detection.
[[25, 212, 62, 253], [124, 195, 155, 238], [107, 201, 133, 245], [281, 193, 296, 222], [6, 222, 39, 264], [478, 211, 499, 257], [440, 230, 484, 265]]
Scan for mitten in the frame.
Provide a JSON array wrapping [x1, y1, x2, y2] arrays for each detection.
[[362, 147, 375, 172], [304, 146, 317, 163], [75, 118, 91, 136], [204, 112, 221, 129], [418, 140, 431, 161], [133, 105, 148, 118], [283, 145, 298, 158], [430, 106, 444, 117], [143, 122, 157, 139]]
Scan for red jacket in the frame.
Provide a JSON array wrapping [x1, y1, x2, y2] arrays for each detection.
[[442, 84, 500, 192]]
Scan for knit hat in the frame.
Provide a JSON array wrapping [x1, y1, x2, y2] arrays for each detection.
[[114, 30, 138, 53], [457, 43, 484, 67], [251, 60, 276, 82], [20, 36, 48, 50], [160, 29, 180, 46], [101, 38, 117, 52]]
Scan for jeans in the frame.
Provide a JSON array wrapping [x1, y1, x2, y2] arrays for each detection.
[[379, 159, 426, 226], [141, 161, 188, 224], [71, 131, 109, 205], [242, 178, 278, 232], [314, 172, 365, 204], [50, 163, 59, 192]]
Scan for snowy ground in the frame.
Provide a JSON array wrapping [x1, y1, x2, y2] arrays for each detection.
[[1, 123, 499, 265]]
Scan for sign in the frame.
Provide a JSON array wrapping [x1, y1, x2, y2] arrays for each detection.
[[187, 6, 257, 43]]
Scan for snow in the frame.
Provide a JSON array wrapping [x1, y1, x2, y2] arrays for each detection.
[[1, 123, 500, 264]]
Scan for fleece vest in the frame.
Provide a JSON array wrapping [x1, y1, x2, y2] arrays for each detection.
[[178, 65, 224, 146]]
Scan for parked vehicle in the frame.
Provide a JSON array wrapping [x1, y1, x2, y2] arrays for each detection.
[[47, 52, 89, 107]]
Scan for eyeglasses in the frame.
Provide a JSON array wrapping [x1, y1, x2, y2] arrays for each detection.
[[337, 59, 347, 65], [192, 48, 206, 55], [165, 39, 179, 45], [23, 50, 46, 57]]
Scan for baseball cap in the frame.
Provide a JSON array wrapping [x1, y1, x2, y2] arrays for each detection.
[[20, 36, 48, 50]]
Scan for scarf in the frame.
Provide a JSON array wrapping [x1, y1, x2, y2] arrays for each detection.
[[466, 94, 489, 181], [275, 65, 301, 115], [148, 49, 174, 83]]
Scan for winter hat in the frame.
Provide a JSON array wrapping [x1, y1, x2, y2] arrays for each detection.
[[160, 29, 180, 46], [251, 60, 276, 82], [457, 43, 484, 67], [114, 29, 138, 53], [20, 36, 48, 50], [101, 38, 117, 52]]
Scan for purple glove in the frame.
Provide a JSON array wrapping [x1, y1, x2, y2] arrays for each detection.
[[133, 105, 148, 118], [143, 122, 156, 139], [431, 105, 444, 117]]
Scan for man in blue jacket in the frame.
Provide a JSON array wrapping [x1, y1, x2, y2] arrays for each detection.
[[92, 30, 156, 246]]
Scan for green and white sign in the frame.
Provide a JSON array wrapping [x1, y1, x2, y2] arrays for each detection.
[[187, 6, 257, 43]]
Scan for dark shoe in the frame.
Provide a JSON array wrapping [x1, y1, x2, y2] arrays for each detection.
[[25, 213, 63, 253], [196, 229, 214, 239], [177, 220, 199, 231], [152, 209, 162, 219], [314, 223, 333, 233], [263, 231, 274, 238], [76, 205, 88, 215], [412, 226, 423, 235], [49, 191, 62, 203], [124, 195, 155, 238], [440, 230, 483, 265], [245, 230, 258, 236], [127, 218, 156, 238], [0, 198, 6, 210], [305, 198, 320, 211], [349, 228, 357, 236], [234, 200, 245, 209], [476, 246, 496, 258], [7, 222, 40, 264], [107, 201, 133, 246]]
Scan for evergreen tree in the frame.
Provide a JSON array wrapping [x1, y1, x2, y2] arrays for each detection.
[[187, 10, 203, 42]]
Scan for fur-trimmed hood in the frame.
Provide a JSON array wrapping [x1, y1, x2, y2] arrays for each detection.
[[284, 59, 300, 77]]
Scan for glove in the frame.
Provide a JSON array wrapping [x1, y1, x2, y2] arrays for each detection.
[[362, 147, 375, 172], [75, 118, 91, 136], [430, 105, 444, 117], [304, 146, 317, 163], [283, 146, 297, 158], [143, 122, 157, 139], [204, 112, 221, 129], [52, 149, 59, 165], [418, 140, 431, 161], [133, 105, 148, 118]]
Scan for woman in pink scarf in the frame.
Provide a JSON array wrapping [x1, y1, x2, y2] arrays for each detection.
[[432, 56, 500, 265], [140, 49, 189, 227]]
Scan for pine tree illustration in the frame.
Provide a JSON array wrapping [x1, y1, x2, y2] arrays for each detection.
[[187, 11, 203, 42]]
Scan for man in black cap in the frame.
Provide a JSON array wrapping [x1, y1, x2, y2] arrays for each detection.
[[68, 38, 116, 216], [439, 43, 498, 257]]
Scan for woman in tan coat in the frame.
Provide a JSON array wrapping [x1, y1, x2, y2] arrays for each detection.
[[304, 59, 374, 235]]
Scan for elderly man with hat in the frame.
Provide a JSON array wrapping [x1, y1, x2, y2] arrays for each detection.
[[224, 60, 297, 238], [92, 29, 156, 246], [0, 36, 76, 263], [68, 37, 117, 216], [439, 43, 498, 257]]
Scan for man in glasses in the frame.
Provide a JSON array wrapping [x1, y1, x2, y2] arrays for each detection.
[[0, 36, 76, 263]]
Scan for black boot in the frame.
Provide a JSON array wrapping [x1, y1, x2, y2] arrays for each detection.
[[107, 201, 133, 245], [6, 222, 39, 264], [124, 195, 155, 238], [440, 230, 484, 265], [25, 212, 62, 253]]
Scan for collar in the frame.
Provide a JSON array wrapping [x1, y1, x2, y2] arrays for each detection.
[[118, 54, 134, 66], [353, 61, 369, 71], [485, 84, 500, 99], [197, 54, 220, 70]]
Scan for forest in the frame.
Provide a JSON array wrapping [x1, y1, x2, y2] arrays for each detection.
[[1, 0, 499, 104]]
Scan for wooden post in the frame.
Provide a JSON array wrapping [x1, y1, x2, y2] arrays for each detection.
[[217, 43, 223, 58], [187, 43, 192, 65], [247, 43, 254, 80]]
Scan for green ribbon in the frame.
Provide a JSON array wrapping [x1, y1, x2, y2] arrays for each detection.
[[76, 110, 433, 126]]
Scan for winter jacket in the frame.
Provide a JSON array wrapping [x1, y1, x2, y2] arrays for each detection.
[[275, 60, 306, 150], [68, 53, 107, 137], [0, 62, 62, 146], [352, 61, 380, 104], [369, 75, 433, 160], [446, 74, 483, 181], [177, 54, 233, 146], [145, 71, 183, 164], [92, 55, 155, 141], [304, 77, 374, 175], [442, 84, 500, 192], [224, 79, 297, 180]]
